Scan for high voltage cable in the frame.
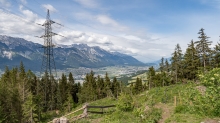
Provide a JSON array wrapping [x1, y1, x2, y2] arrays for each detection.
[[3, 0, 162, 61], [0, 6, 44, 30], [30, 0, 122, 39], [14, 0, 45, 18]]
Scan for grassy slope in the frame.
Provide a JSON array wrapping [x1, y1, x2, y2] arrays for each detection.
[[67, 83, 220, 123]]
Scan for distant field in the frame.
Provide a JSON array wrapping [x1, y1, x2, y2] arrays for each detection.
[[58, 66, 150, 84], [128, 72, 148, 84]]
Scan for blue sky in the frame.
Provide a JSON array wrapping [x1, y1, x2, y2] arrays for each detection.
[[0, 0, 220, 62]]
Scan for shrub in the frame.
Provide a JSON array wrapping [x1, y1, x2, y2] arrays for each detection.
[[174, 105, 189, 113], [116, 93, 134, 112], [144, 108, 162, 123], [196, 68, 220, 116]]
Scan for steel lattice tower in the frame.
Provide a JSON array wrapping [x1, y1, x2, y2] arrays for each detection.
[[40, 9, 57, 78], [37, 9, 64, 111]]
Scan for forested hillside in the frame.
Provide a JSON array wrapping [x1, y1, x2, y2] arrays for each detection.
[[1, 28, 220, 122]]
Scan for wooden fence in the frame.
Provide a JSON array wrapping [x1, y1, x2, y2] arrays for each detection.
[[49, 103, 116, 123], [87, 105, 116, 114]]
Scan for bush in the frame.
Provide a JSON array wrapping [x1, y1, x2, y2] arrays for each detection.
[[144, 108, 162, 123], [116, 93, 134, 112], [194, 68, 220, 116], [175, 105, 189, 113]]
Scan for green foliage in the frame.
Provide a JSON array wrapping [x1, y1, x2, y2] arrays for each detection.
[[183, 40, 199, 80], [22, 92, 39, 123], [144, 108, 162, 123], [174, 105, 190, 113], [195, 28, 212, 72], [134, 77, 143, 94], [116, 93, 134, 112], [198, 68, 220, 116], [165, 113, 203, 123], [212, 43, 220, 68], [171, 44, 183, 83], [171, 68, 220, 117], [63, 93, 76, 112]]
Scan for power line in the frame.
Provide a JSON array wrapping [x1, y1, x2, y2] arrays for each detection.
[[14, 0, 45, 18], [30, 0, 122, 39], [0, 6, 44, 30]]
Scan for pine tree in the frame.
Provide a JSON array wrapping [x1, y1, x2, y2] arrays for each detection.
[[0, 67, 22, 123], [78, 71, 97, 103], [104, 72, 112, 97], [112, 77, 120, 98], [96, 75, 105, 99], [63, 93, 75, 112], [183, 40, 199, 80], [59, 74, 68, 105], [68, 72, 78, 104], [165, 59, 170, 73], [22, 92, 39, 123], [171, 44, 183, 83], [147, 66, 156, 89], [159, 57, 166, 86], [19, 61, 28, 103], [68, 72, 75, 93], [134, 77, 142, 94], [159, 57, 165, 72], [212, 43, 220, 68], [195, 28, 212, 73]]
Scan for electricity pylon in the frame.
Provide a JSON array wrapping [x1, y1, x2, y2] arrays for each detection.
[[37, 9, 63, 110], [40, 9, 57, 78]]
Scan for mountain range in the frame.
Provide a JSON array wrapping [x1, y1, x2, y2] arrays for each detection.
[[0, 35, 145, 71]]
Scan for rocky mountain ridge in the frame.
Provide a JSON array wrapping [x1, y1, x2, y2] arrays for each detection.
[[0, 35, 145, 71]]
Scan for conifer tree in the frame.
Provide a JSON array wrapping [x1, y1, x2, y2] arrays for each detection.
[[212, 43, 220, 68], [159, 57, 165, 72], [183, 40, 199, 80], [147, 66, 156, 89], [112, 77, 120, 98], [165, 59, 170, 73], [68, 72, 78, 104], [134, 77, 142, 94], [171, 44, 183, 83], [22, 92, 38, 123], [96, 75, 105, 99], [0, 67, 22, 122], [64, 93, 75, 112], [59, 74, 68, 105], [159, 57, 166, 86], [19, 61, 28, 102], [195, 28, 212, 73], [104, 72, 112, 97]]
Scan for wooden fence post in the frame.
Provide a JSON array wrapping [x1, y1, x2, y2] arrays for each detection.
[[178, 92, 181, 105], [174, 96, 176, 106], [83, 103, 88, 117]]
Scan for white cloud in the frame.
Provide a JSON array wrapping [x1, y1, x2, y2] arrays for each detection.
[[19, 5, 38, 22], [20, 0, 27, 4], [96, 15, 118, 26], [96, 15, 128, 31], [53, 28, 173, 62], [0, 7, 44, 44], [0, 0, 11, 7], [54, 30, 113, 46], [74, 0, 99, 8], [73, 12, 129, 32], [42, 4, 57, 13]]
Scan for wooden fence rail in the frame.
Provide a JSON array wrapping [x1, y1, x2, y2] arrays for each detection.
[[87, 105, 116, 114], [49, 104, 116, 123]]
